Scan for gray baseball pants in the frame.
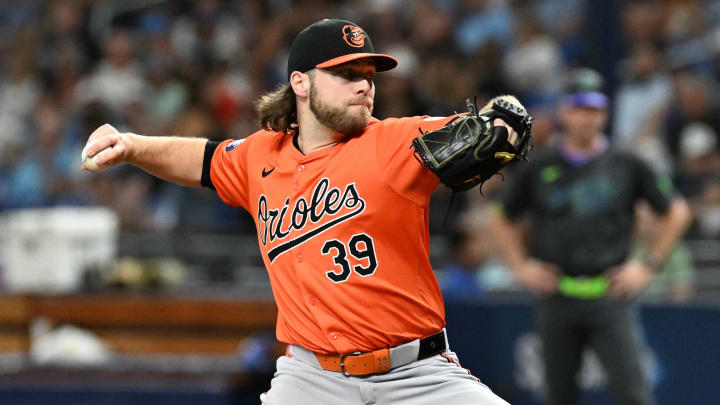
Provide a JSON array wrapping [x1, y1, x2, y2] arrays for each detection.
[[260, 345, 510, 405]]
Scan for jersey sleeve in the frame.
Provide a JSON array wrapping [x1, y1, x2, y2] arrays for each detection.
[[375, 116, 458, 204], [632, 155, 674, 214], [209, 137, 252, 210]]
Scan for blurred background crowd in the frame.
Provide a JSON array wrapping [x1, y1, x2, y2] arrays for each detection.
[[1, 0, 719, 301]]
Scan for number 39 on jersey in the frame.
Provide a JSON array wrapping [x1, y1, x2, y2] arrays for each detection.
[[322, 233, 378, 283]]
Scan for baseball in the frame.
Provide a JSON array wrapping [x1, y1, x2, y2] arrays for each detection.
[[81, 145, 112, 173]]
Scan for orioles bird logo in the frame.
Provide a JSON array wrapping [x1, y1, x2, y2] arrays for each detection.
[[342, 25, 366, 47]]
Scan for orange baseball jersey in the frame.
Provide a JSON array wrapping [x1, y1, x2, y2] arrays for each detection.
[[209, 115, 456, 354]]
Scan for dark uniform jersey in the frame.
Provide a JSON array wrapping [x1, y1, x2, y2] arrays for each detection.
[[497, 145, 674, 276]]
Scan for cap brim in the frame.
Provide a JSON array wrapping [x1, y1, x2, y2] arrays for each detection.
[[316, 53, 398, 72], [563, 92, 608, 109]]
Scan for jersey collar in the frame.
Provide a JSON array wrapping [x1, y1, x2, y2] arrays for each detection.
[[560, 135, 608, 167]]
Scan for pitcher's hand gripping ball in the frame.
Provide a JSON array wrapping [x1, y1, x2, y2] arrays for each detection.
[[411, 98, 533, 192], [81, 143, 113, 173], [81, 124, 121, 173]]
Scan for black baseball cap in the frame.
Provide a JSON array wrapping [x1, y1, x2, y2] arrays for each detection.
[[562, 68, 608, 109], [287, 19, 398, 79]]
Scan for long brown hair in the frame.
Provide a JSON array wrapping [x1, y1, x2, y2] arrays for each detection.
[[255, 83, 297, 133]]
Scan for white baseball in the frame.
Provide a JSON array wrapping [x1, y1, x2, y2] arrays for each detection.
[[81, 145, 113, 173]]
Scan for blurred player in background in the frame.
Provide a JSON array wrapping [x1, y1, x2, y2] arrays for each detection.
[[488, 68, 692, 405], [80, 19, 525, 405]]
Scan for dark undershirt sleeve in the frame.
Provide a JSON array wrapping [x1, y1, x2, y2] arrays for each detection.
[[201, 140, 220, 190]]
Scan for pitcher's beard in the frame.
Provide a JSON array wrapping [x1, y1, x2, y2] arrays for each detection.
[[309, 85, 371, 136]]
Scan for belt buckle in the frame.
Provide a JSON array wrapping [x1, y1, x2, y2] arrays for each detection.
[[339, 352, 361, 377]]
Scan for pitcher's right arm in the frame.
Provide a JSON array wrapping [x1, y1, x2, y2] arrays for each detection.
[[82, 124, 210, 188]]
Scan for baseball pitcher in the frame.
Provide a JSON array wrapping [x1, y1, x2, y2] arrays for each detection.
[[81, 19, 532, 405]]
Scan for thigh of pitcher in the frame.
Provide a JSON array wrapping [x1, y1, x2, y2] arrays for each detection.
[[260, 355, 365, 405], [374, 352, 510, 405], [262, 352, 509, 405]]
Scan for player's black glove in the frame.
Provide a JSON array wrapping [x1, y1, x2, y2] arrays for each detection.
[[411, 97, 533, 193]]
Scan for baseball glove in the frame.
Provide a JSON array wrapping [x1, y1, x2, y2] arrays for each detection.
[[411, 97, 533, 193]]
